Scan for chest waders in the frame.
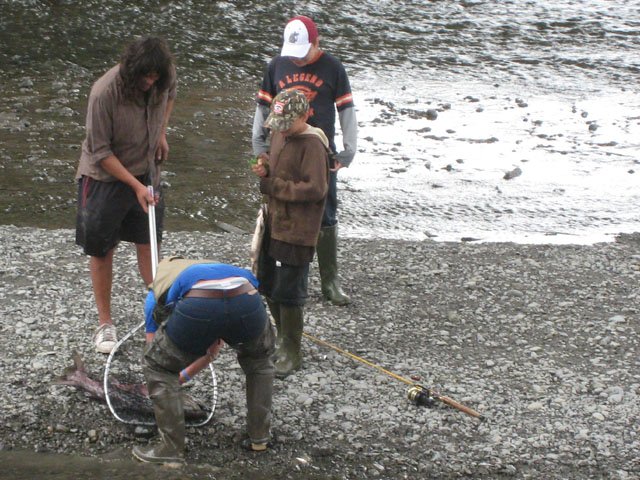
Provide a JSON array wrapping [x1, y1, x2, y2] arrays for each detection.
[[130, 185, 215, 466]]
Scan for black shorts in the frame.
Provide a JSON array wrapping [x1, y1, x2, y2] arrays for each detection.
[[75, 174, 164, 257], [257, 247, 309, 306]]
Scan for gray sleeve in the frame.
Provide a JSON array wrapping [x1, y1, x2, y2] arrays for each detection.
[[335, 106, 358, 167], [252, 104, 271, 156]]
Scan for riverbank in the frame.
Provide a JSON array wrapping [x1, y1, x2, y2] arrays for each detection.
[[0, 226, 639, 479]]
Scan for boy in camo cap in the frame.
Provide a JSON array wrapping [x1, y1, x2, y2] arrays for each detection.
[[263, 88, 309, 132], [252, 87, 330, 377]]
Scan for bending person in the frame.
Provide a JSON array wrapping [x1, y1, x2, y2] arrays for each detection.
[[132, 257, 275, 466]]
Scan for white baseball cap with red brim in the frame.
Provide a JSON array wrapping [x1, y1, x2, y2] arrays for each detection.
[[280, 16, 319, 58]]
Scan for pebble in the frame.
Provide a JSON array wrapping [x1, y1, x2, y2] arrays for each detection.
[[0, 226, 638, 479], [608, 393, 623, 404]]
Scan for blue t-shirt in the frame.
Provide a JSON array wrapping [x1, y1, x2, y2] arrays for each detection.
[[145, 263, 258, 333]]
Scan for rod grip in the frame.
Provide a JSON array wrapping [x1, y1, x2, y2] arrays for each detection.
[[438, 395, 484, 419]]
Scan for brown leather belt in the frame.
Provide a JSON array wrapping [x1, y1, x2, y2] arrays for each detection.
[[184, 282, 256, 299]]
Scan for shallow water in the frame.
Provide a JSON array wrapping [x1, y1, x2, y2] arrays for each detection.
[[0, 0, 638, 243]]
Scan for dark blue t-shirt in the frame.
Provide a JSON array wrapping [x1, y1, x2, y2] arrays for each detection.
[[257, 52, 354, 154]]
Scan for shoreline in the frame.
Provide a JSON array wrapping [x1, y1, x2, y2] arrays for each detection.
[[1, 225, 639, 479]]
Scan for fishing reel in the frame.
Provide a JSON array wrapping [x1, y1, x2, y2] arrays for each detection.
[[407, 385, 437, 407]]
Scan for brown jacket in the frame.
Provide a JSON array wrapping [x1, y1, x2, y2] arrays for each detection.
[[260, 126, 329, 247]]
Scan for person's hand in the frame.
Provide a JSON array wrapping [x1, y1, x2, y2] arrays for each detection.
[[134, 183, 155, 213], [207, 338, 224, 359], [330, 159, 345, 172], [252, 157, 269, 178], [155, 134, 169, 164]]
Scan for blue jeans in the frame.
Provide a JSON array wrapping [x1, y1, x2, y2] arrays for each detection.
[[165, 292, 267, 356], [322, 169, 337, 227]]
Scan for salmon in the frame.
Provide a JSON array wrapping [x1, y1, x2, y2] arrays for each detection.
[[53, 351, 209, 421], [250, 204, 267, 275]]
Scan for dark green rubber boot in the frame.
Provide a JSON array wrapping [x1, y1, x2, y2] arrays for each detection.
[[317, 225, 351, 306], [273, 305, 303, 378], [132, 368, 184, 467]]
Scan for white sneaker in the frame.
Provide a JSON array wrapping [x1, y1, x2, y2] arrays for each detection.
[[94, 324, 118, 353]]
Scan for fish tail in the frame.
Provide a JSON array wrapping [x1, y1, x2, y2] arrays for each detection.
[[72, 350, 86, 374], [52, 351, 87, 385]]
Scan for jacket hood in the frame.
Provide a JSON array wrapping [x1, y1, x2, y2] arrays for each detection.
[[300, 126, 330, 149]]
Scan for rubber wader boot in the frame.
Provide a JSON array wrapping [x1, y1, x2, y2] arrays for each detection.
[[132, 369, 184, 467], [273, 305, 303, 378], [317, 224, 351, 306], [266, 298, 281, 348], [239, 355, 274, 450]]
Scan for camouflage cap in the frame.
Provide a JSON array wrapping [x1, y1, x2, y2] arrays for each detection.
[[264, 88, 309, 131]]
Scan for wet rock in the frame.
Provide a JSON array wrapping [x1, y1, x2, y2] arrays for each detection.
[[426, 109, 438, 120], [58, 107, 75, 117], [134, 426, 154, 438], [504, 167, 522, 180]]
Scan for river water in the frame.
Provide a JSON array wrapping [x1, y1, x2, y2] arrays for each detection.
[[1, 0, 638, 244]]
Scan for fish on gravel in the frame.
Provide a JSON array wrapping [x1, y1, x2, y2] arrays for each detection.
[[53, 351, 209, 420], [249, 204, 267, 275]]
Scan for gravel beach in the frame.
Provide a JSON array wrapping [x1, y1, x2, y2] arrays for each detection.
[[0, 225, 638, 479]]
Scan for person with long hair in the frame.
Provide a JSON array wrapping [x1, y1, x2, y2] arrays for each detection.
[[75, 36, 176, 353]]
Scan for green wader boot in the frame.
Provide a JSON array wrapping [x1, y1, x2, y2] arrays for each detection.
[[238, 341, 275, 449], [132, 368, 185, 467], [273, 304, 304, 378], [317, 224, 351, 306]]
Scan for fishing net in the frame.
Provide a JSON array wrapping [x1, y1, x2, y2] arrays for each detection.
[[101, 188, 217, 427], [103, 321, 217, 427]]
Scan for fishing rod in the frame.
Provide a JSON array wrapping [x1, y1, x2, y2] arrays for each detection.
[[302, 331, 484, 420], [103, 182, 218, 427]]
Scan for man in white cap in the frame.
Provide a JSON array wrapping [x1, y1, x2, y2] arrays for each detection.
[[252, 15, 357, 307]]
